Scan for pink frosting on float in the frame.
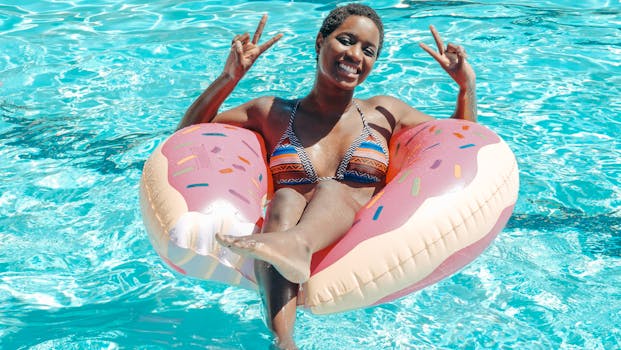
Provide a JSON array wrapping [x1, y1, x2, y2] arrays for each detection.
[[161, 123, 269, 226], [310, 119, 501, 275]]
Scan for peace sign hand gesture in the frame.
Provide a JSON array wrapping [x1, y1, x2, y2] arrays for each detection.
[[419, 25, 475, 89], [224, 15, 283, 81]]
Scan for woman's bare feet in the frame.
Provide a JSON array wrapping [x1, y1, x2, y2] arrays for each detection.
[[216, 231, 312, 283]]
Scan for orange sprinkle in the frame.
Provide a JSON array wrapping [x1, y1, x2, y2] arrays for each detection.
[[462, 125, 470, 130], [251, 177, 260, 189], [219, 168, 233, 174], [366, 190, 385, 209], [238, 155, 251, 165], [453, 132, 465, 139], [181, 125, 201, 134]]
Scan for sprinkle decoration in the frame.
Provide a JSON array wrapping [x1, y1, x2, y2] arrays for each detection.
[[411, 177, 421, 196], [229, 189, 250, 204], [365, 190, 385, 209], [187, 183, 209, 188], [372, 206, 384, 221], [233, 164, 246, 171], [454, 164, 462, 178], [242, 140, 260, 158], [398, 169, 412, 183], [173, 141, 193, 150], [181, 125, 201, 134], [424, 143, 440, 152], [177, 155, 197, 165], [173, 167, 194, 177]]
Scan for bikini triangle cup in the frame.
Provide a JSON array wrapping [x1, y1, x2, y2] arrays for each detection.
[[269, 99, 389, 185]]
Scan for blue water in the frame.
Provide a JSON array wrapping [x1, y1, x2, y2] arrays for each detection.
[[1, 0, 619, 348]]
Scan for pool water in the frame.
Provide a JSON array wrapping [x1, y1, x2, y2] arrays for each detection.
[[1, 0, 619, 348]]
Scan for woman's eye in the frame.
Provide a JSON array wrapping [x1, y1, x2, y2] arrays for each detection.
[[364, 48, 376, 57], [337, 37, 352, 45]]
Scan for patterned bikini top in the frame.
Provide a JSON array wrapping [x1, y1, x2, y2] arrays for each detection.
[[269, 100, 389, 186]]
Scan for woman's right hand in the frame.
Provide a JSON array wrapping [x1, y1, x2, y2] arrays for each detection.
[[224, 15, 283, 81]]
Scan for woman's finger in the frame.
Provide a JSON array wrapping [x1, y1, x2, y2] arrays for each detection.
[[232, 33, 250, 45], [259, 33, 283, 54], [252, 14, 268, 44], [419, 42, 445, 67], [429, 25, 444, 56]]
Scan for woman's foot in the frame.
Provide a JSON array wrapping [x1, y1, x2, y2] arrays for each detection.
[[216, 231, 312, 283]]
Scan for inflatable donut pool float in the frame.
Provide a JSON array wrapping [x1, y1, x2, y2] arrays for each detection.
[[140, 119, 519, 314]]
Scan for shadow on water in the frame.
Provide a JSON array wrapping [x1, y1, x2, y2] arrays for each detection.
[[507, 207, 621, 257], [1, 101, 167, 175]]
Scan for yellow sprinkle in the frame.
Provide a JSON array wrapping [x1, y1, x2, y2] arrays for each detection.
[[454, 164, 462, 178], [177, 154, 197, 165]]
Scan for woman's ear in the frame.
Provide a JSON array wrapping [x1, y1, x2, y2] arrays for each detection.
[[315, 33, 324, 57]]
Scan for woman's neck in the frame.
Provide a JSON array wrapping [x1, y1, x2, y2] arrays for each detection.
[[303, 82, 356, 121]]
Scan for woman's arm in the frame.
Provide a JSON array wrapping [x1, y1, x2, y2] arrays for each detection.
[[177, 15, 283, 130], [419, 25, 477, 122]]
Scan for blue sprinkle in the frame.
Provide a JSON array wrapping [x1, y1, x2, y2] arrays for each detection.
[[460, 143, 476, 149], [187, 183, 209, 188], [373, 206, 384, 221]]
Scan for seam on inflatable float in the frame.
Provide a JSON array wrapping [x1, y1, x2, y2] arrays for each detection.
[[313, 159, 517, 307], [142, 162, 168, 236]]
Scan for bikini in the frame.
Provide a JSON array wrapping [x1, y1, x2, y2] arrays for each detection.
[[269, 100, 389, 186]]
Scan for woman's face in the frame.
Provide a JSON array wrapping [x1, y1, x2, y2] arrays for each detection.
[[316, 15, 380, 90]]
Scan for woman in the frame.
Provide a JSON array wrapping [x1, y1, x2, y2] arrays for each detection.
[[179, 4, 476, 348]]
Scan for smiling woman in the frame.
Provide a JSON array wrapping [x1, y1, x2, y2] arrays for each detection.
[[163, 3, 478, 349]]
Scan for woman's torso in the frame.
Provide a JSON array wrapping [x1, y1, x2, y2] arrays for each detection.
[[255, 97, 395, 204]]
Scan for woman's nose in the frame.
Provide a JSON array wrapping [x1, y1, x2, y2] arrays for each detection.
[[346, 44, 363, 62]]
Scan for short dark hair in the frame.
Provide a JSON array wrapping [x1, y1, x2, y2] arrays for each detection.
[[319, 4, 384, 57]]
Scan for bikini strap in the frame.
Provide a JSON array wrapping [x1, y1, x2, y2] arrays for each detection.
[[352, 99, 372, 133], [289, 99, 301, 126]]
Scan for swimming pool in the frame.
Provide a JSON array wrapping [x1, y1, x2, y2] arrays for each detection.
[[1, 0, 619, 348]]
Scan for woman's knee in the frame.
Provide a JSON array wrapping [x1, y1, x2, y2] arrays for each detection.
[[264, 188, 306, 229], [272, 187, 306, 206]]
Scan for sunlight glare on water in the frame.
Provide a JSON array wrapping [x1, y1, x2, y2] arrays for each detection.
[[1, 0, 619, 348]]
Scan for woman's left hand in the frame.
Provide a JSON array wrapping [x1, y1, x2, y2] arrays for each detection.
[[419, 25, 475, 89]]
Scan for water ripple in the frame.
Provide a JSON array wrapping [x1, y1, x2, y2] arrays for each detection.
[[1, 0, 620, 348]]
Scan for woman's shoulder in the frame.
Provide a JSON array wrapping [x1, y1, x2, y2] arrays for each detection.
[[247, 96, 297, 116], [360, 95, 408, 108], [358, 95, 434, 132]]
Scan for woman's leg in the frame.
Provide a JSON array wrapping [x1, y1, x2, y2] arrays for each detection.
[[255, 188, 307, 349], [217, 180, 362, 283]]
